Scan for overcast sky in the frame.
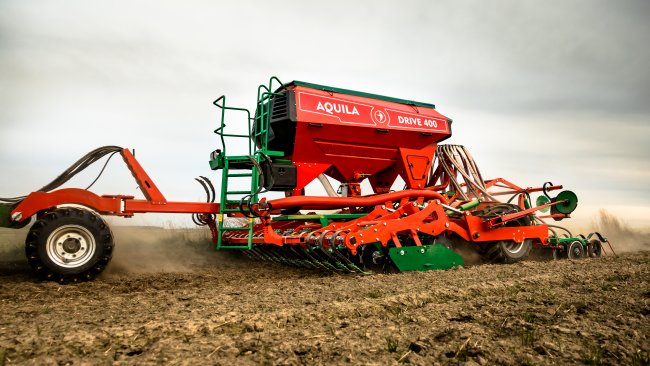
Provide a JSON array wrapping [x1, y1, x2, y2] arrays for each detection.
[[1, 0, 648, 229]]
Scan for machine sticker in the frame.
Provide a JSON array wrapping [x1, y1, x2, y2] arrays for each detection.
[[297, 92, 376, 125], [385, 108, 449, 133]]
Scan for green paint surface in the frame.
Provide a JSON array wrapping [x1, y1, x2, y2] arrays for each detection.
[[389, 244, 464, 271]]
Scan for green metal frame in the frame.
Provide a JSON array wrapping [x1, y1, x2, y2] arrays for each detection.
[[211, 77, 287, 250], [548, 235, 590, 248], [284, 80, 437, 109]]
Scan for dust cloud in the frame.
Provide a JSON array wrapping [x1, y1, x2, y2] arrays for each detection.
[[590, 209, 650, 253], [103, 226, 241, 277]]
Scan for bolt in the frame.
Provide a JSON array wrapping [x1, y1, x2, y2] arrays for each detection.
[[420, 248, 425, 254], [374, 228, 378, 232], [416, 228, 420, 231], [360, 240, 364, 244], [360, 233, 363, 237], [413, 202, 417, 206], [473, 232, 480, 239], [445, 222, 450, 228], [383, 222, 387, 226], [399, 250, 405, 255], [435, 200, 440, 204], [11, 212, 22, 222], [375, 237, 379, 241], [381, 205, 386, 209]]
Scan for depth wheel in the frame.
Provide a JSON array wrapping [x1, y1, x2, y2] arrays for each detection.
[[360, 244, 387, 273], [485, 239, 532, 264], [566, 240, 585, 259], [588, 240, 602, 258], [25, 207, 114, 283], [552, 246, 566, 260]]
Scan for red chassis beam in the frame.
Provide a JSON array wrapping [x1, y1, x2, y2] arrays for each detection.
[[9, 148, 220, 223], [10, 188, 220, 222]]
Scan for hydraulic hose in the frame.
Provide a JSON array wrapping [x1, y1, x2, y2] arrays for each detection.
[[0, 146, 123, 204], [317, 174, 339, 197]]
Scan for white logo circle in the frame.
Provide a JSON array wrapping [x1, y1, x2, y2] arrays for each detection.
[[373, 109, 387, 123]]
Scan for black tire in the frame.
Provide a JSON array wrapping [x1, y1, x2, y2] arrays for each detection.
[[485, 239, 533, 264], [476, 203, 533, 264], [360, 244, 387, 273], [566, 240, 585, 259], [588, 240, 602, 258], [25, 207, 114, 283]]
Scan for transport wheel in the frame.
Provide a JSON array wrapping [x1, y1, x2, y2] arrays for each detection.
[[25, 207, 114, 283], [566, 240, 585, 259], [588, 240, 602, 258], [485, 239, 533, 264]]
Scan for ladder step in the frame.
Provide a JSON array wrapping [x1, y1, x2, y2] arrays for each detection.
[[227, 173, 253, 177], [222, 227, 252, 231], [226, 190, 252, 195], [224, 200, 244, 205], [226, 155, 254, 162], [262, 150, 284, 157]]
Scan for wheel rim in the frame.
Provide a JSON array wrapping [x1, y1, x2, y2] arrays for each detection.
[[46, 225, 96, 268], [502, 241, 525, 254], [592, 242, 602, 257], [569, 242, 584, 258]]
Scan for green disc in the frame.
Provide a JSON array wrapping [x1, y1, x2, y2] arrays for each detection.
[[553, 190, 578, 214], [535, 195, 551, 213]]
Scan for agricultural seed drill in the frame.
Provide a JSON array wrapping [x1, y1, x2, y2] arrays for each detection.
[[0, 77, 612, 282]]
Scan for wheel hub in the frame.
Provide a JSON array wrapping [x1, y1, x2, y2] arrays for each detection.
[[571, 246, 582, 257], [62, 237, 82, 253], [46, 225, 96, 268]]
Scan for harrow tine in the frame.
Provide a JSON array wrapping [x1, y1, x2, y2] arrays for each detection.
[[277, 247, 301, 267], [289, 247, 319, 269], [299, 247, 330, 270], [252, 247, 274, 262], [263, 247, 287, 264], [320, 248, 353, 273], [248, 247, 268, 261], [332, 247, 366, 273], [199, 175, 216, 203], [240, 250, 255, 260], [279, 247, 303, 267], [307, 247, 340, 271], [194, 177, 212, 203]]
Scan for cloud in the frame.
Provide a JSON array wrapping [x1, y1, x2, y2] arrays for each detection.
[[0, 0, 648, 228]]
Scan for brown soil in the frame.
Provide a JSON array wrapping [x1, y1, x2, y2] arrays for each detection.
[[0, 227, 648, 365]]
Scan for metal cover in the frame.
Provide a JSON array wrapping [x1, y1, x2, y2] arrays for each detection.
[[388, 244, 464, 271]]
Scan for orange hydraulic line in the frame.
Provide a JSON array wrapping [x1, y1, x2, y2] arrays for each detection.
[[265, 190, 448, 210]]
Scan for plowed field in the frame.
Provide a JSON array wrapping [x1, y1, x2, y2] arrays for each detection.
[[0, 227, 648, 365]]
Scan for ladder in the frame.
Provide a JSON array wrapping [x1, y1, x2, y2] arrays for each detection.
[[211, 77, 286, 249]]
